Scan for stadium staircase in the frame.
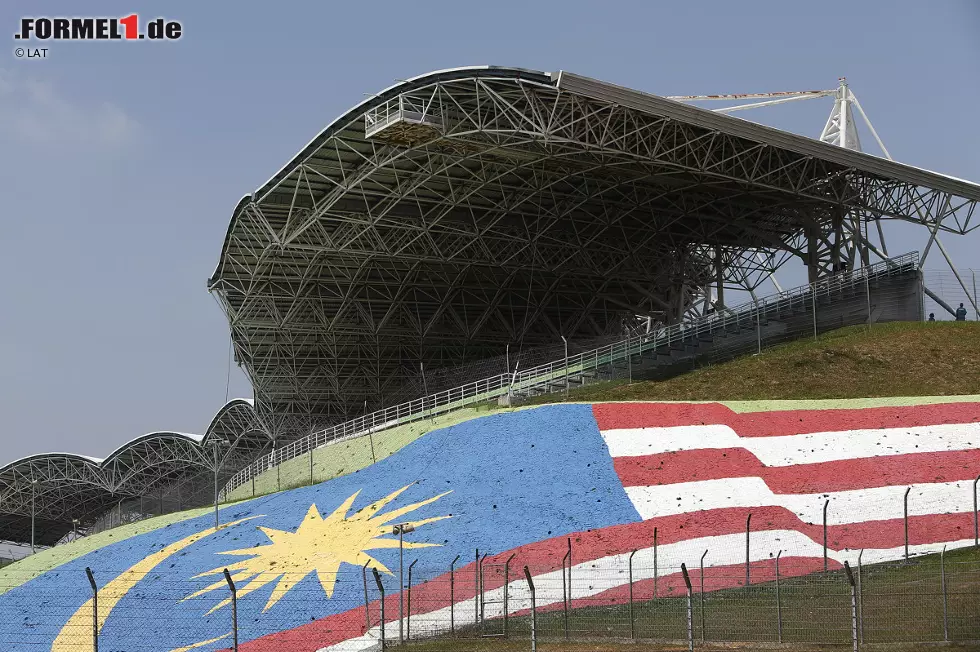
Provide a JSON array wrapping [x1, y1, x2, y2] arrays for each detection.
[[222, 252, 921, 496], [520, 252, 921, 396]]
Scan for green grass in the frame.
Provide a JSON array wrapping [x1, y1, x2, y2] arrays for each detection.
[[0, 504, 221, 595], [224, 405, 514, 502], [525, 322, 980, 405], [407, 547, 980, 651]]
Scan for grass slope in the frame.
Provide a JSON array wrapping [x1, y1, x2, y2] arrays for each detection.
[[527, 322, 980, 405]]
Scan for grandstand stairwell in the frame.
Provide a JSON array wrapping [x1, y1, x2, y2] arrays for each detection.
[[515, 254, 922, 397]]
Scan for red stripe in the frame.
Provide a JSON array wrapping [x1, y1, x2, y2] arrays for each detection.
[[458, 508, 976, 575], [592, 402, 980, 435], [235, 508, 974, 651], [613, 448, 980, 493]]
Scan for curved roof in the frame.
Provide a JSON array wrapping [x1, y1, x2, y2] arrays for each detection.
[[208, 66, 980, 435], [212, 66, 980, 270], [0, 399, 271, 547], [210, 67, 555, 282]]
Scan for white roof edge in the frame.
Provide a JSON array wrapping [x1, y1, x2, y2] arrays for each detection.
[[0, 398, 258, 472]]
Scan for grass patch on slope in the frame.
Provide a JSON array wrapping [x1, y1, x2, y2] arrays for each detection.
[[224, 405, 507, 502], [0, 504, 219, 595], [526, 322, 980, 405]]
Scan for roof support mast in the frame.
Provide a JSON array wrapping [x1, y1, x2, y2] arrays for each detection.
[[670, 78, 980, 320]]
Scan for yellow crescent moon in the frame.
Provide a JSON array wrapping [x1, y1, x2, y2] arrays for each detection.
[[52, 516, 261, 652]]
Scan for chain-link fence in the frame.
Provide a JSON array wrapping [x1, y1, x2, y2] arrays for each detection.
[[2, 545, 978, 651]]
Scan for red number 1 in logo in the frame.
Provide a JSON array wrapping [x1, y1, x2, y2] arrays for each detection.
[[120, 14, 138, 39]]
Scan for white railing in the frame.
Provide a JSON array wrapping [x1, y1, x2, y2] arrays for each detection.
[[223, 252, 919, 495], [364, 95, 442, 137]]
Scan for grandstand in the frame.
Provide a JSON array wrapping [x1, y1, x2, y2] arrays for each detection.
[[208, 66, 979, 436], [2, 66, 980, 551]]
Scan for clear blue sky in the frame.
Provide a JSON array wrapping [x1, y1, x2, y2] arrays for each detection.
[[1, 0, 977, 465]]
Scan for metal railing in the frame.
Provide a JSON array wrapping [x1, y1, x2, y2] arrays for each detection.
[[364, 94, 442, 137], [222, 252, 919, 496]]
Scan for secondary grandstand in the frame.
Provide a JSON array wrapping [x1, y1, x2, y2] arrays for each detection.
[[2, 66, 979, 549], [0, 400, 268, 548]]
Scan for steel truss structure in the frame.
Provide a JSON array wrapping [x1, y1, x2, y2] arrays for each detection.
[[209, 66, 980, 436], [0, 399, 270, 547]]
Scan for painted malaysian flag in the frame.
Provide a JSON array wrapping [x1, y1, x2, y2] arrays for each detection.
[[240, 400, 980, 651], [0, 400, 977, 652]]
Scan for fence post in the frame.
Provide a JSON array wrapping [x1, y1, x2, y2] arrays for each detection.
[[309, 447, 314, 486], [406, 559, 416, 641], [973, 269, 978, 321], [775, 552, 782, 644], [372, 568, 385, 650], [362, 562, 371, 634], [566, 538, 572, 638], [857, 549, 864, 644], [561, 541, 570, 640], [745, 513, 752, 586], [904, 487, 911, 561], [627, 334, 633, 384], [474, 548, 479, 625], [653, 527, 658, 598], [449, 555, 459, 634], [973, 475, 979, 547], [524, 566, 536, 652], [628, 549, 637, 641], [811, 281, 818, 340], [85, 567, 98, 652], [756, 300, 762, 354], [681, 563, 694, 652], [222, 569, 238, 652], [823, 499, 830, 571], [503, 553, 515, 637], [479, 552, 488, 631], [844, 561, 858, 652], [562, 335, 569, 401], [865, 266, 873, 329], [941, 545, 948, 642], [700, 549, 707, 643]]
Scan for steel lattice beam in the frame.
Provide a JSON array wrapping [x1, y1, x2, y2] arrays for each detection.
[[208, 67, 980, 437]]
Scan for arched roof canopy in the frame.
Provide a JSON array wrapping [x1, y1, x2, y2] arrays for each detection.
[[0, 399, 269, 547], [208, 66, 980, 434]]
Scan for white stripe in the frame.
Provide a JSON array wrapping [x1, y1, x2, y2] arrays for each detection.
[[625, 478, 975, 523], [601, 423, 980, 466], [319, 532, 977, 651]]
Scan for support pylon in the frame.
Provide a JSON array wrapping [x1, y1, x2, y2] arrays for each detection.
[[820, 78, 863, 151]]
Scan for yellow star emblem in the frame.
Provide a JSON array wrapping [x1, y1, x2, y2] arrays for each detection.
[[185, 484, 451, 613]]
